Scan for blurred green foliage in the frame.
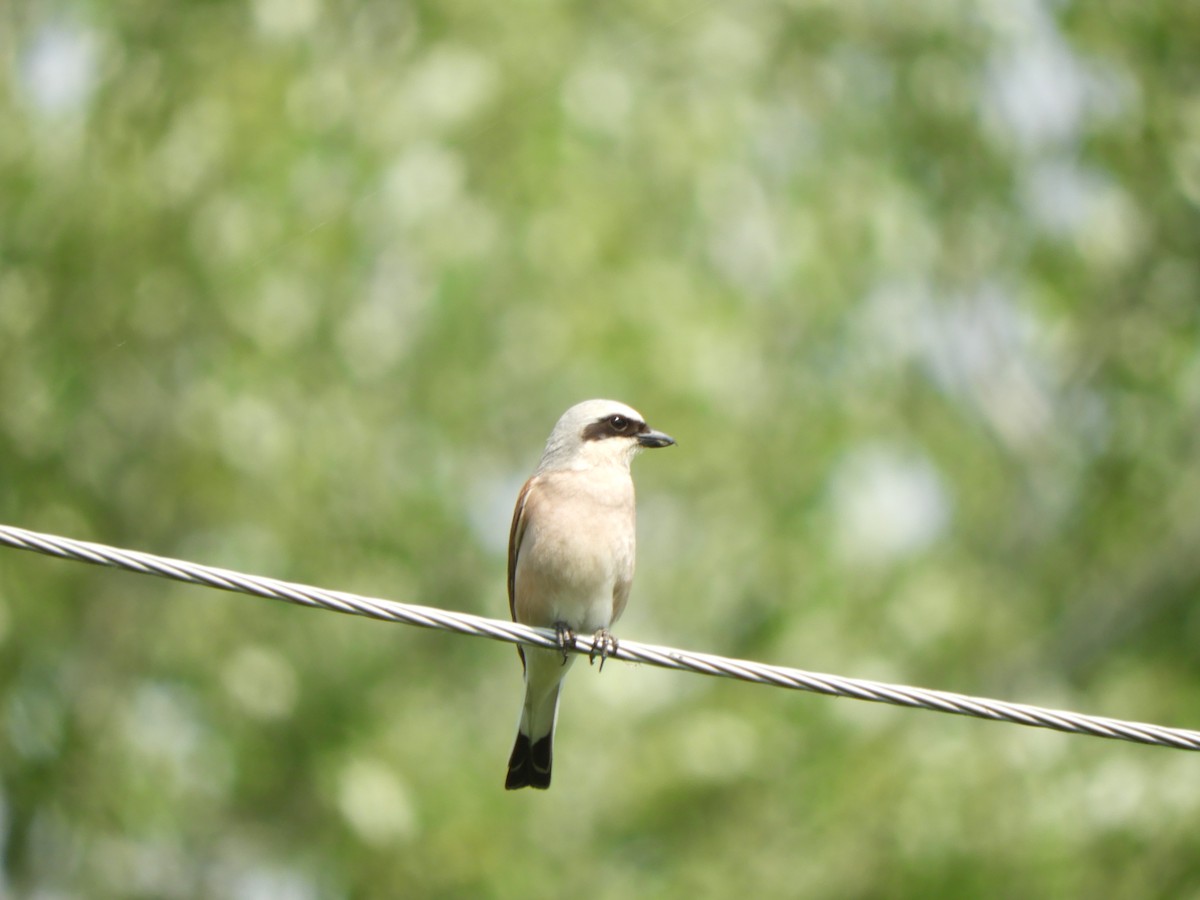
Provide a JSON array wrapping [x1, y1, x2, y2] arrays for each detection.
[[3, 0, 1200, 896]]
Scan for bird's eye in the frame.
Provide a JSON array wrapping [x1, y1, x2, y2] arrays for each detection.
[[609, 415, 630, 433]]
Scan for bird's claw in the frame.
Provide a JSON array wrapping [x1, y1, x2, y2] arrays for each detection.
[[554, 622, 576, 666], [589, 629, 618, 671]]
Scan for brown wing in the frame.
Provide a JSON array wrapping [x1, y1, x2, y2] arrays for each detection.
[[507, 475, 539, 621], [508, 475, 540, 671]]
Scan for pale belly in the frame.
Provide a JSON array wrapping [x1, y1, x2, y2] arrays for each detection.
[[513, 508, 635, 633]]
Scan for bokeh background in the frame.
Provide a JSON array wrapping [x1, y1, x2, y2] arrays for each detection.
[[3, 0, 1200, 896]]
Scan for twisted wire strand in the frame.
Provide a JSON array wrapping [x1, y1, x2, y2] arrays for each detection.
[[2, 523, 1198, 752]]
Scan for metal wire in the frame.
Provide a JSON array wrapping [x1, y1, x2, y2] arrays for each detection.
[[2, 522, 1198, 752]]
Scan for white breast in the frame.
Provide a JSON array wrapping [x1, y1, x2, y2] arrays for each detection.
[[513, 468, 636, 633]]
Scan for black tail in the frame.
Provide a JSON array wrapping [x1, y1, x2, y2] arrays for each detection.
[[505, 731, 553, 790]]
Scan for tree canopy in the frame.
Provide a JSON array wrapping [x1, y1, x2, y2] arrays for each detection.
[[2, 1, 1199, 897]]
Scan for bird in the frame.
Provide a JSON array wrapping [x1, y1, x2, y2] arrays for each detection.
[[504, 399, 675, 790]]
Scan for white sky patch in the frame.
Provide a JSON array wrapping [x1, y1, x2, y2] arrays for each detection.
[[1019, 158, 1109, 236], [697, 164, 782, 296], [979, 0, 1137, 155], [19, 24, 98, 117], [858, 280, 1077, 454], [466, 470, 526, 557], [828, 444, 952, 566], [919, 284, 1057, 450], [982, 21, 1088, 152]]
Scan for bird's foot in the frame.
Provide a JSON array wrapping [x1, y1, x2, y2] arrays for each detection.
[[554, 621, 576, 666], [589, 629, 618, 671]]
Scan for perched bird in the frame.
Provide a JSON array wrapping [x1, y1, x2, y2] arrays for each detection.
[[505, 399, 675, 790]]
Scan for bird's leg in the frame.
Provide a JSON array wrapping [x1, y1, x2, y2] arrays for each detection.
[[589, 629, 618, 671], [553, 621, 576, 666]]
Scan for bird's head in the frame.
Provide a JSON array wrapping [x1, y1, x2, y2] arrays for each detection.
[[537, 399, 675, 473]]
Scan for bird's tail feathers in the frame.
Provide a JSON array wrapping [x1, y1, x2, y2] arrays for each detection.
[[505, 680, 562, 791]]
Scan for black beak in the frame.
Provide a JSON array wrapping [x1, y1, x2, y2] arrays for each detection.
[[637, 429, 676, 449]]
